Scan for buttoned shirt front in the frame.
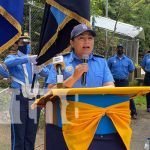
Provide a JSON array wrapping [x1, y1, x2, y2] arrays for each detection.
[[47, 51, 114, 87], [107, 54, 135, 79]]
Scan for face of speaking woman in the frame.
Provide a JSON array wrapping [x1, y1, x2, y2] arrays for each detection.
[[70, 31, 94, 59]]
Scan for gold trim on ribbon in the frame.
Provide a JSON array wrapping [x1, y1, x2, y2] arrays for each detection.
[[0, 6, 22, 53]]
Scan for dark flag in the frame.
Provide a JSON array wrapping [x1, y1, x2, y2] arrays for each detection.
[[0, 0, 24, 53], [37, 0, 90, 65]]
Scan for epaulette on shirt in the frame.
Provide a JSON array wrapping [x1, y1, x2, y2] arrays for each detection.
[[62, 52, 71, 56], [93, 53, 104, 58], [126, 55, 133, 60], [145, 53, 150, 57]]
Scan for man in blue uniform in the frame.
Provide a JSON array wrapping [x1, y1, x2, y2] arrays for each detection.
[[46, 24, 129, 150], [4, 34, 47, 150], [141, 44, 150, 112], [107, 44, 137, 119]]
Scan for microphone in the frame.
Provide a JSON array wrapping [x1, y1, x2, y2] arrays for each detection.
[[81, 54, 89, 86], [53, 56, 65, 88]]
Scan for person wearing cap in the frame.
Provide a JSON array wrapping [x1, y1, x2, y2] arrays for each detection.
[[46, 24, 131, 150], [107, 44, 137, 119], [4, 34, 48, 150], [141, 43, 150, 112], [47, 24, 114, 88]]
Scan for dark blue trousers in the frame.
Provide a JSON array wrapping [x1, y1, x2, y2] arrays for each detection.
[[46, 124, 126, 150], [10, 91, 41, 150], [144, 72, 150, 108], [114, 79, 137, 115]]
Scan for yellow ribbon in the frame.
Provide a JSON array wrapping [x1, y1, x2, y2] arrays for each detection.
[[61, 101, 132, 150]]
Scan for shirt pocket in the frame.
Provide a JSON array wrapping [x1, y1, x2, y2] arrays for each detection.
[[89, 72, 103, 87], [122, 62, 128, 71], [122, 62, 128, 68], [63, 69, 74, 80]]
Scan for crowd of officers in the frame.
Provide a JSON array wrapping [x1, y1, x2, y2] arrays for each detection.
[[0, 24, 150, 150]]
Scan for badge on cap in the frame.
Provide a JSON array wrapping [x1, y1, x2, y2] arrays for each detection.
[[82, 24, 88, 29]]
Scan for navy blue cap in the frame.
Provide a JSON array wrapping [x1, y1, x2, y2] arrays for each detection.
[[71, 24, 96, 39], [117, 44, 124, 48]]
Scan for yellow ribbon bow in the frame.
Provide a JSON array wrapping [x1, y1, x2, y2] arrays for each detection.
[[61, 101, 132, 150]]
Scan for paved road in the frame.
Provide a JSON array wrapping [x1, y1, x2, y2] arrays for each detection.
[[131, 109, 150, 150], [0, 109, 150, 150]]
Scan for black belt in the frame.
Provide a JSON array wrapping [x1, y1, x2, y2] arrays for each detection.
[[94, 133, 119, 140], [114, 78, 127, 82]]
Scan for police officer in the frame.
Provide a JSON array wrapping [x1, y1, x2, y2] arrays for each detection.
[[46, 24, 130, 150], [47, 25, 114, 88], [141, 43, 150, 112], [4, 34, 46, 150], [107, 44, 137, 119]]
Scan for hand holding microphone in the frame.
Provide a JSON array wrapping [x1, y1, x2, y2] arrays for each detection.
[[81, 54, 89, 85], [71, 54, 89, 85], [73, 63, 88, 81]]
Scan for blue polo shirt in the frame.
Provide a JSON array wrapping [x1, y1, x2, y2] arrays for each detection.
[[107, 54, 135, 79], [47, 51, 114, 87], [141, 54, 150, 72]]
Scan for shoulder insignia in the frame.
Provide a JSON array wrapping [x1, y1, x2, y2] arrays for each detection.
[[126, 55, 134, 61], [145, 53, 150, 57], [93, 53, 104, 58], [62, 51, 71, 56]]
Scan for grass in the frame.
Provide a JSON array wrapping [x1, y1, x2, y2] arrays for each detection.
[[129, 79, 147, 110], [38, 109, 45, 129], [134, 95, 146, 109]]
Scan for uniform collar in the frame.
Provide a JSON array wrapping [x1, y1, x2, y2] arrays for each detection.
[[69, 51, 95, 62], [115, 54, 126, 59]]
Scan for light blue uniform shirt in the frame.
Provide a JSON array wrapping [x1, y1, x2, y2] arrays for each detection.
[[44, 64, 52, 88], [5, 54, 31, 89], [47, 52, 114, 87], [107, 54, 135, 79], [141, 54, 150, 72], [4, 54, 48, 89], [0, 64, 9, 78]]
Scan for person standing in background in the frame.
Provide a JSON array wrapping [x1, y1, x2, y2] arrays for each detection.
[[141, 43, 150, 112], [108, 44, 137, 119], [4, 34, 46, 150]]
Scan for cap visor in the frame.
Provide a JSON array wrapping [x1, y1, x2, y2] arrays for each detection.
[[72, 29, 96, 39]]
